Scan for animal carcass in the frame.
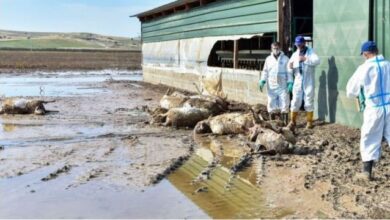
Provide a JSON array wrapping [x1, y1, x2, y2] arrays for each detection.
[[0, 98, 54, 115], [162, 106, 211, 128], [254, 126, 295, 155], [195, 113, 254, 135], [159, 90, 189, 110], [183, 96, 227, 115]]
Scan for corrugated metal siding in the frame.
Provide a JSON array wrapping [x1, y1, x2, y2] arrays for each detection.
[[313, 0, 370, 127], [374, 0, 390, 58], [141, 0, 278, 43]]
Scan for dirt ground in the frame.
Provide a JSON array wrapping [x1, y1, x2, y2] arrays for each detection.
[[0, 50, 141, 72], [0, 78, 194, 186], [249, 120, 390, 218], [0, 72, 389, 218]]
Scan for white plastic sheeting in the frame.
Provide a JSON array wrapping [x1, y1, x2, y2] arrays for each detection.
[[142, 34, 263, 96], [142, 34, 264, 72]]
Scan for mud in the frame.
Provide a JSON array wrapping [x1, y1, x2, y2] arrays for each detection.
[[1, 71, 389, 218], [0, 71, 203, 218], [190, 117, 390, 218]]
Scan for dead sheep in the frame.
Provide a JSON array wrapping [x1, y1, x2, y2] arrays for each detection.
[[189, 95, 229, 110], [183, 96, 227, 115], [162, 106, 211, 128], [254, 126, 296, 155], [159, 90, 189, 110], [195, 112, 254, 135], [149, 106, 168, 124], [0, 98, 55, 115]]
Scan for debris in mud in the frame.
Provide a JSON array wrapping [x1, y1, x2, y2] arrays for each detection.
[[192, 142, 223, 184], [41, 165, 71, 182], [0, 98, 56, 115], [230, 152, 253, 174], [68, 168, 105, 188], [193, 186, 208, 194], [149, 155, 191, 185]]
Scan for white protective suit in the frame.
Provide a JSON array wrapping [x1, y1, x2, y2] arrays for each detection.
[[287, 47, 320, 112], [261, 52, 292, 113], [346, 55, 390, 162]]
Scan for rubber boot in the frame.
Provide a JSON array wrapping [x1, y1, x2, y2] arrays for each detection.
[[306, 112, 314, 129], [286, 112, 298, 130], [281, 113, 289, 126], [363, 161, 374, 180], [355, 161, 373, 181]]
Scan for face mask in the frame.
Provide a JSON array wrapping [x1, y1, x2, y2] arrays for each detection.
[[272, 49, 280, 56]]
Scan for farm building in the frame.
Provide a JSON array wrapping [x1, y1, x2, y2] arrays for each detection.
[[134, 0, 390, 127]]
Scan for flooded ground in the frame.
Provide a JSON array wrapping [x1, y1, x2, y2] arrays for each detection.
[[1, 71, 389, 218], [0, 71, 206, 218], [0, 71, 280, 219]]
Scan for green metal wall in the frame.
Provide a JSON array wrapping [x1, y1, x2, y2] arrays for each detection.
[[313, 0, 370, 127], [141, 0, 277, 43], [374, 0, 390, 58]]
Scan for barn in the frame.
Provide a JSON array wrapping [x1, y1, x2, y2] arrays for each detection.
[[134, 0, 390, 127]]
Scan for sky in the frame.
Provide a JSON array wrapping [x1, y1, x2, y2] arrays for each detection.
[[0, 0, 172, 38]]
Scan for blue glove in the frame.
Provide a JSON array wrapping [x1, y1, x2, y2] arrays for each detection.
[[258, 80, 266, 92], [287, 82, 294, 93], [359, 88, 366, 112]]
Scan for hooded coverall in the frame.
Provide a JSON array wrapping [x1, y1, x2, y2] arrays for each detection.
[[288, 47, 320, 112], [346, 55, 390, 162], [261, 52, 292, 113]]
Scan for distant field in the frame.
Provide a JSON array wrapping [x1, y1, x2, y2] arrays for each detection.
[[0, 30, 142, 72], [0, 38, 105, 49], [0, 30, 141, 50], [0, 50, 142, 72]]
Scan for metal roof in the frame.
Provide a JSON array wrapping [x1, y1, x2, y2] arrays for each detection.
[[133, 0, 223, 21], [132, 0, 198, 18]]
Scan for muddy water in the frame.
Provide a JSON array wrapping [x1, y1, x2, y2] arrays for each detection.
[[0, 71, 290, 218], [0, 167, 208, 219], [0, 70, 142, 97], [168, 135, 293, 219]]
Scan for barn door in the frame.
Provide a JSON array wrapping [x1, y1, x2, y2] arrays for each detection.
[[374, 0, 390, 57]]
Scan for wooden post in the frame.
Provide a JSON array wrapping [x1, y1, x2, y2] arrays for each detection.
[[278, 0, 283, 46], [278, 0, 291, 53], [233, 40, 239, 69]]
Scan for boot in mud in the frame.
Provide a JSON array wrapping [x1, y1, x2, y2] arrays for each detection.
[[286, 112, 298, 131], [269, 112, 276, 120], [305, 112, 314, 129], [355, 161, 374, 181], [281, 113, 289, 126]]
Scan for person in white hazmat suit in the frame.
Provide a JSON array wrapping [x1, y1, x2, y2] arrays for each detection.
[[259, 42, 293, 125], [346, 41, 390, 180], [287, 36, 320, 130]]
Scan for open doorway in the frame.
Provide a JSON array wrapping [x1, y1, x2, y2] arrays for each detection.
[[291, 0, 313, 49], [207, 33, 276, 71]]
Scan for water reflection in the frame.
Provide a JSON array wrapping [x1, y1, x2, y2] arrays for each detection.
[[2, 123, 16, 133], [168, 135, 293, 218], [0, 71, 142, 97]]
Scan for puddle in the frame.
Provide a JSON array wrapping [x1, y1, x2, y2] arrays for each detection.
[[0, 70, 142, 97], [0, 136, 291, 219], [166, 135, 293, 218], [0, 166, 209, 219]]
